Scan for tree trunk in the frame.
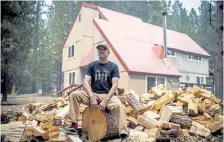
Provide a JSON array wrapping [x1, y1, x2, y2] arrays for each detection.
[[215, 1, 223, 99], [82, 108, 119, 141], [2, 59, 8, 101]]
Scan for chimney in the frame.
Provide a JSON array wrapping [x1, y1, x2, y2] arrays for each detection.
[[152, 44, 164, 59]]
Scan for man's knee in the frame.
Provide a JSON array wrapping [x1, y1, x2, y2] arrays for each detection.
[[69, 91, 80, 100], [114, 101, 124, 110]]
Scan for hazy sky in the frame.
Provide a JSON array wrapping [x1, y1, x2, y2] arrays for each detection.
[[180, 0, 201, 13], [44, 0, 202, 15]]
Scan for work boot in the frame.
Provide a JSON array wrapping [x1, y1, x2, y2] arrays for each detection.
[[64, 123, 83, 135]]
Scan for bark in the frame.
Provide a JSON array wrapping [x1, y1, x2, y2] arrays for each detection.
[[170, 114, 192, 129], [215, 1, 223, 99]]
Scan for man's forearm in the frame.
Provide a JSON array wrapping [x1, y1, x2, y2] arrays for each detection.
[[83, 81, 93, 97], [105, 84, 118, 100]]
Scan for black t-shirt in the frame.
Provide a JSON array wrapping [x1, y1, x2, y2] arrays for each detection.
[[85, 61, 120, 93]]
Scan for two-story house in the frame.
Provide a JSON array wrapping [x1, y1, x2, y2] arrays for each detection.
[[61, 2, 210, 95]]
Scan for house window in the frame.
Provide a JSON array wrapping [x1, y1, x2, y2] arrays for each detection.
[[167, 49, 176, 57], [146, 76, 166, 92], [188, 54, 202, 61], [69, 72, 75, 85], [157, 77, 165, 85], [68, 45, 74, 58], [147, 77, 156, 92], [78, 14, 81, 22], [196, 76, 205, 84]]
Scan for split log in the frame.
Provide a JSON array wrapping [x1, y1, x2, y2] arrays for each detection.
[[161, 129, 178, 137], [187, 98, 198, 116], [68, 135, 83, 142], [167, 106, 183, 114], [159, 106, 173, 122], [176, 101, 184, 107], [49, 126, 60, 140], [18, 112, 30, 121], [149, 84, 165, 97], [143, 110, 160, 120], [214, 114, 224, 121], [137, 115, 161, 129], [125, 105, 134, 114], [197, 102, 206, 114], [170, 115, 192, 129], [82, 107, 119, 141], [161, 121, 180, 131], [144, 128, 161, 139], [145, 100, 156, 110], [56, 105, 69, 118], [189, 121, 211, 138], [4, 121, 25, 142], [194, 89, 212, 99], [179, 129, 189, 137], [127, 93, 146, 113], [209, 104, 221, 112], [211, 95, 222, 104], [135, 125, 145, 131], [203, 113, 212, 119], [127, 116, 138, 129], [129, 129, 154, 142], [208, 120, 223, 133], [177, 93, 194, 104], [152, 91, 176, 111]]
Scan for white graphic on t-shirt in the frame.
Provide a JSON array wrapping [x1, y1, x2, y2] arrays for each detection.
[[94, 69, 109, 82]]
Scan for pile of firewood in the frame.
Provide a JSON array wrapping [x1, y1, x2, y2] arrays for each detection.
[[125, 85, 223, 141], [1, 86, 223, 142]]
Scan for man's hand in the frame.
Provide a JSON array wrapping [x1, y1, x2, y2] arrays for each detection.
[[90, 95, 98, 107], [99, 99, 109, 111]]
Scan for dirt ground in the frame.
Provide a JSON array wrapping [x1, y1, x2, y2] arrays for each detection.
[[1, 94, 55, 113]]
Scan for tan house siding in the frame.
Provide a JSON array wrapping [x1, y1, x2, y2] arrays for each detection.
[[62, 6, 98, 87], [129, 73, 146, 95], [62, 40, 82, 72], [168, 51, 209, 84], [64, 69, 81, 88], [119, 72, 129, 91]]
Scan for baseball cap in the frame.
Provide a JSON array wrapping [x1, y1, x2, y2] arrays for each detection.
[[96, 44, 109, 51]]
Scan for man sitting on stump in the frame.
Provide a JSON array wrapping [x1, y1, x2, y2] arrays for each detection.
[[65, 44, 129, 142]]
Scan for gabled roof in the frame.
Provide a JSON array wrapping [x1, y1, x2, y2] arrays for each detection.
[[63, 2, 210, 77], [93, 19, 180, 76]]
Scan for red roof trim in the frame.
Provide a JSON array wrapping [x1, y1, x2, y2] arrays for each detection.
[[81, 2, 98, 10], [93, 19, 130, 73]]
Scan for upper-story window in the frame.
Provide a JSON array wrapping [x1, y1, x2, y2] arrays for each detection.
[[188, 54, 202, 61], [167, 49, 176, 57], [196, 76, 205, 84], [68, 45, 75, 58]]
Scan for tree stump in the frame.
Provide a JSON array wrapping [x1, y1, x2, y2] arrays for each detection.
[[82, 107, 119, 141]]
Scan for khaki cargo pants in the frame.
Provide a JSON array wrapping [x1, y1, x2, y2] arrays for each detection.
[[68, 91, 129, 135]]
